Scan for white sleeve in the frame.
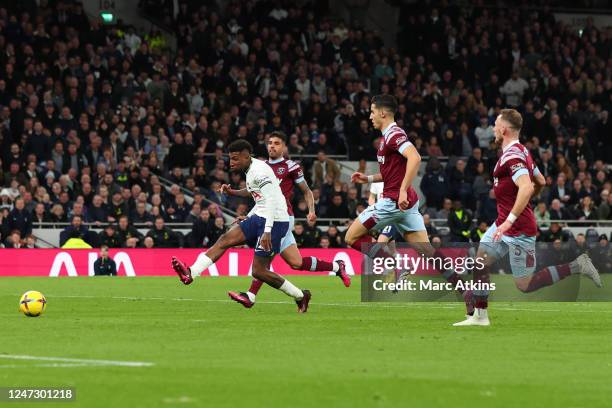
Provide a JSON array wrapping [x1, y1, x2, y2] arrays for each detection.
[[259, 182, 278, 231]]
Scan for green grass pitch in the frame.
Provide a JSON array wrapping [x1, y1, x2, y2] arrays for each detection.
[[1, 276, 611, 408]]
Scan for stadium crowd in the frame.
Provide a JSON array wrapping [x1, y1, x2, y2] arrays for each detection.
[[0, 0, 610, 251]]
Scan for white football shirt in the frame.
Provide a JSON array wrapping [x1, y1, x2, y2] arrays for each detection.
[[246, 158, 289, 229], [370, 182, 384, 202]]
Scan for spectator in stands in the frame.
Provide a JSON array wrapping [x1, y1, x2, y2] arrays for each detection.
[[319, 236, 331, 249], [4, 197, 32, 237], [99, 224, 122, 248], [59, 215, 93, 247], [131, 202, 154, 225], [61, 229, 93, 249], [549, 199, 572, 221], [574, 197, 598, 226], [190, 209, 212, 248], [146, 216, 180, 248], [598, 192, 612, 220], [449, 160, 473, 209], [327, 194, 350, 220], [313, 151, 340, 189], [420, 158, 449, 210], [116, 215, 143, 248], [304, 218, 322, 245], [94, 246, 117, 276], [4, 230, 23, 248], [475, 116, 494, 150], [448, 200, 472, 242], [571, 234, 588, 259], [32, 203, 47, 227], [500, 70, 529, 107], [539, 222, 570, 243], [534, 201, 551, 228], [24, 235, 37, 249], [591, 235, 611, 273], [168, 193, 191, 222], [206, 217, 226, 247], [470, 220, 489, 243], [293, 222, 314, 248], [435, 198, 453, 220], [326, 225, 344, 248]]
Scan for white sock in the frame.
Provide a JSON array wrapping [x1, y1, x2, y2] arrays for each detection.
[[190, 253, 213, 277], [332, 261, 340, 273], [246, 291, 256, 302], [279, 279, 303, 300]]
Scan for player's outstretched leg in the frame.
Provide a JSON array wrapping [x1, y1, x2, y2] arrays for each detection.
[[171, 225, 246, 285], [514, 253, 602, 292], [282, 245, 350, 287], [251, 255, 311, 313], [229, 245, 349, 308]]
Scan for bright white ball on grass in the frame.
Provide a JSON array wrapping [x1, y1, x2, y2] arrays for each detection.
[[19, 291, 47, 317]]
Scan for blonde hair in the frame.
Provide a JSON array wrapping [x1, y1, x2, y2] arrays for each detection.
[[499, 108, 523, 131]]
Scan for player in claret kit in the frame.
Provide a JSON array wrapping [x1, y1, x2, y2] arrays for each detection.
[[345, 94, 470, 306], [170, 139, 311, 313], [453, 109, 602, 327], [221, 131, 350, 308]]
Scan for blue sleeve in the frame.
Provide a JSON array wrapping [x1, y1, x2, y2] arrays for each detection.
[[533, 166, 541, 177], [398, 142, 412, 155], [511, 168, 530, 183]]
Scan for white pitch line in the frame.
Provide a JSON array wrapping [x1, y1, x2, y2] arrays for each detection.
[[0, 363, 92, 368], [0, 354, 154, 367], [35, 294, 612, 313]]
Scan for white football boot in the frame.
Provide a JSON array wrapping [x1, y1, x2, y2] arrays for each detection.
[[573, 253, 602, 288], [453, 308, 490, 326]]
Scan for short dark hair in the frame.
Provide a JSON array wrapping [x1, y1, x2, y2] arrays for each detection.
[[228, 139, 253, 154], [499, 108, 523, 131], [268, 131, 286, 143], [372, 94, 398, 115]]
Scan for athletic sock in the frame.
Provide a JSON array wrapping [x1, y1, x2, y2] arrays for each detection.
[[332, 261, 340, 273], [279, 279, 304, 300], [525, 264, 572, 292], [299, 256, 335, 272], [474, 297, 488, 309], [190, 253, 213, 277], [246, 279, 264, 302]]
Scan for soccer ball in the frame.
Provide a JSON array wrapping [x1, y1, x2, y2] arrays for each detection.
[[19, 291, 47, 317]]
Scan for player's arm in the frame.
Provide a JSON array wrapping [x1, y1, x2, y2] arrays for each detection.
[[493, 173, 534, 241], [532, 167, 545, 197], [258, 178, 279, 251], [352, 172, 382, 183], [297, 180, 316, 222], [219, 184, 250, 197], [398, 144, 421, 210]]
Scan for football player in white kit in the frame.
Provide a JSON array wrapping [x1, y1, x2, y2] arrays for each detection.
[[171, 140, 311, 312]]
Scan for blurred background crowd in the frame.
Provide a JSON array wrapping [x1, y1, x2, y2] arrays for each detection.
[[0, 0, 609, 256]]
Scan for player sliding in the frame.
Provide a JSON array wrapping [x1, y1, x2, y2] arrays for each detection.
[[346, 94, 471, 309], [453, 109, 601, 326], [220, 131, 350, 308], [170, 140, 312, 313]]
